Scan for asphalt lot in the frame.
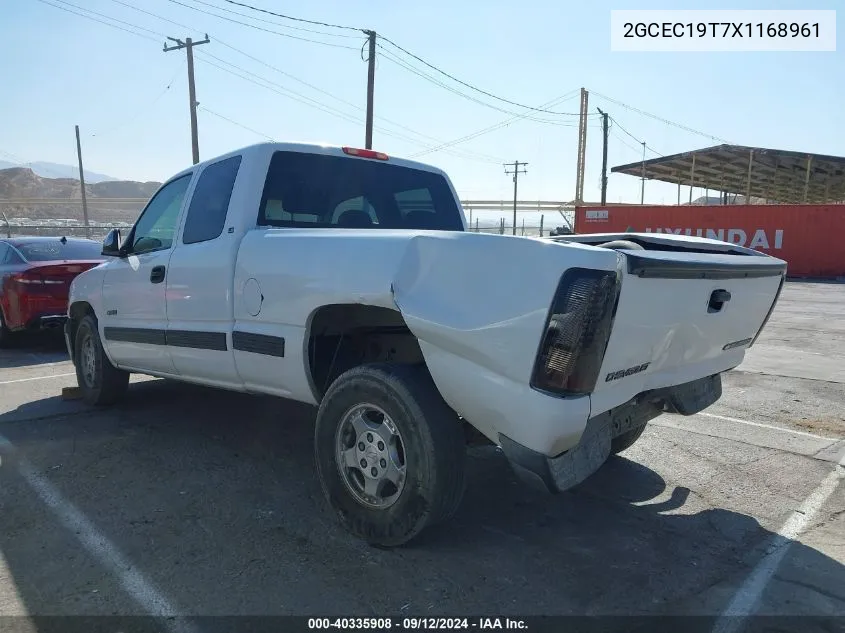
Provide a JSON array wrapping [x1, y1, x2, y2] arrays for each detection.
[[0, 281, 843, 631]]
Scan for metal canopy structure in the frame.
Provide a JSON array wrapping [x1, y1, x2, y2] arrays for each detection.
[[611, 144, 845, 204]]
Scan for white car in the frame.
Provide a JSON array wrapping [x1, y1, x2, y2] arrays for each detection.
[[66, 143, 786, 546]]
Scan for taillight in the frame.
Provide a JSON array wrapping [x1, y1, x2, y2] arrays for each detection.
[[342, 146, 389, 160], [10, 272, 53, 293], [530, 267, 621, 396]]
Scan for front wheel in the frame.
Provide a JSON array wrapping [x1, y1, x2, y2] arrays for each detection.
[[314, 363, 466, 547], [74, 314, 129, 406]]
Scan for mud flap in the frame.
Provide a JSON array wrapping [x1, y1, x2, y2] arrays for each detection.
[[546, 414, 613, 493], [662, 374, 722, 416]]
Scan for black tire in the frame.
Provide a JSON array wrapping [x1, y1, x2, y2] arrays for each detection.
[[74, 314, 129, 406], [314, 363, 466, 547], [610, 424, 647, 455], [0, 307, 12, 349]]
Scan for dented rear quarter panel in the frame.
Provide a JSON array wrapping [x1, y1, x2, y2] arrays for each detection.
[[233, 228, 619, 444]]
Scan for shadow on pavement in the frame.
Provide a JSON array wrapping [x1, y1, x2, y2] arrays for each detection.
[[0, 379, 842, 632], [0, 330, 68, 368]]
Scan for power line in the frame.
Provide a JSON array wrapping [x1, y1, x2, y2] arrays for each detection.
[[609, 117, 663, 156], [591, 90, 731, 144], [411, 90, 582, 158], [104, 0, 585, 129], [90, 60, 186, 138], [186, 0, 360, 38], [378, 45, 581, 125], [43, 0, 502, 164], [165, 0, 361, 50], [106, 0, 196, 32], [50, 0, 165, 36], [226, 0, 587, 117], [222, 0, 363, 32], [199, 106, 276, 140], [34, 0, 161, 42], [610, 127, 645, 156], [377, 35, 583, 116], [213, 40, 502, 161], [194, 54, 502, 163], [196, 54, 363, 124], [0, 149, 71, 179]]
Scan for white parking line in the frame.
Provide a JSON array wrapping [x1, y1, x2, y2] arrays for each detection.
[[697, 412, 840, 441], [0, 372, 75, 385], [0, 434, 198, 633], [711, 457, 845, 633]]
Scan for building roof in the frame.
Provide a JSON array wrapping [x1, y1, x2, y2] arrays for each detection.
[[611, 144, 845, 204]]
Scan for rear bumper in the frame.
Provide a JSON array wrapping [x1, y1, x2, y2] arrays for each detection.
[[28, 314, 67, 330], [5, 295, 69, 331], [500, 396, 662, 493], [500, 374, 722, 493]]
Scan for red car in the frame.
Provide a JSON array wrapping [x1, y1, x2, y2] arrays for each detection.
[[0, 236, 105, 344]]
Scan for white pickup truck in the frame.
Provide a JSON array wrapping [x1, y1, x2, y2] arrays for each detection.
[[66, 142, 786, 546]]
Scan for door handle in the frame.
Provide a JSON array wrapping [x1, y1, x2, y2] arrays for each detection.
[[150, 265, 166, 284]]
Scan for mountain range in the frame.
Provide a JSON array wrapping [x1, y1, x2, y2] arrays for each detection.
[[0, 167, 161, 224], [0, 160, 119, 184]]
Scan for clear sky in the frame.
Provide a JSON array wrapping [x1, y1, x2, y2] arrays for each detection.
[[1, 0, 842, 212]]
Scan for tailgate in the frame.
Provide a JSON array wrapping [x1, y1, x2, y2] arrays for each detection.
[[589, 248, 785, 417]]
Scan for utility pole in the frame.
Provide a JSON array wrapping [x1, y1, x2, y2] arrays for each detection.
[[574, 88, 589, 204], [364, 30, 377, 149], [164, 34, 210, 165], [74, 125, 90, 238], [597, 107, 609, 205], [640, 141, 646, 204], [504, 161, 528, 236]]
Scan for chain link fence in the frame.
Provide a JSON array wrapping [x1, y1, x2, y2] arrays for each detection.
[[1, 223, 129, 241], [1, 199, 576, 241]]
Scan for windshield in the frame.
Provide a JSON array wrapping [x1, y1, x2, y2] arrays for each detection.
[[16, 240, 104, 262], [258, 151, 464, 231]]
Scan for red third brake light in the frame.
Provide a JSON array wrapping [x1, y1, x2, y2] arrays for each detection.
[[342, 147, 389, 161]]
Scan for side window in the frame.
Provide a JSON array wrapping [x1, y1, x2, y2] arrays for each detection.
[[395, 188, 435, 216], [0, 244, 8, 264], [130, 174, 192, 255], [182, 155, 242, 245], [395, 188, 438, 228]]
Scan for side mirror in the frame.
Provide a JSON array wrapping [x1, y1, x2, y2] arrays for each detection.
[[102, 229, 123, 257]]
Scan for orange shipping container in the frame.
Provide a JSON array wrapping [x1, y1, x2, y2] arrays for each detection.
[[574, 204, 845, 279]]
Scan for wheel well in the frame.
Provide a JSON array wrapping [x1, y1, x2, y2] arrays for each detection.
[[67, 301, 95, 360], [307, 304, 425, 400]]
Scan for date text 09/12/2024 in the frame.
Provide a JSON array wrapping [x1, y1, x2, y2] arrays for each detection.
[[308, 618, 528, 630]]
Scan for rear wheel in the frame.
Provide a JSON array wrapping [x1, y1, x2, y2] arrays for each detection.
[[74, 314, 129, 406], [610, 424, 647, 455], [314, 363, 466, 547]]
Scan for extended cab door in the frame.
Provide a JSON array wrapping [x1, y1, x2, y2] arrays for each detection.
[[100, 173, 193, 374], [165, 154, 243, 387]]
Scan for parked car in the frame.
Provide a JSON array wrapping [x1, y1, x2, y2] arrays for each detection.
[[0, 236, 105, 345], [64, 142, 786, 546]]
